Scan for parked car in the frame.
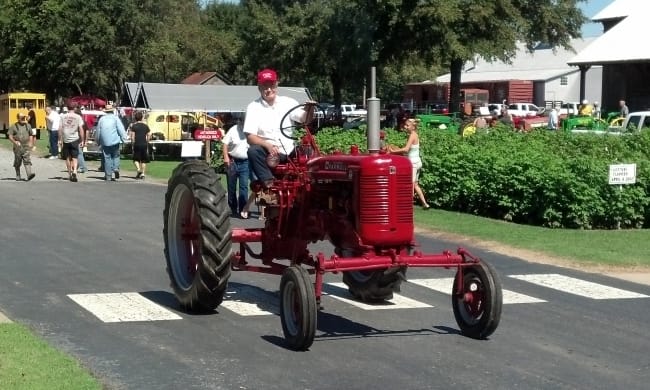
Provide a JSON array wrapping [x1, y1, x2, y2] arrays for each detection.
[[488, 103, 507, 116], [621, 111, 650, 131], [508, 103, 544, 117], [559, 102, 580, 116], [428, 103, 449, 114]]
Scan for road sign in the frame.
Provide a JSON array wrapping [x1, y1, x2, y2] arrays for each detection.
[[193, 128, 222, 140], [608, 163, 636, 185]]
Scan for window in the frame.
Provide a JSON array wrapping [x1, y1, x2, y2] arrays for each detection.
[[560, 76, 568, 86], [626, 115, 641, 131], [155, 115, 165, 122]]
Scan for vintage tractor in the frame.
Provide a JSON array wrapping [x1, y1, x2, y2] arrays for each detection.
[[163, 84, 502, 350]]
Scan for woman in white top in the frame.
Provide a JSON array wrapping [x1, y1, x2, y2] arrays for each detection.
[[389, 118, 430, 209]]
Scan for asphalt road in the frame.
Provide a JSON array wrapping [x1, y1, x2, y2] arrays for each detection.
[[1, 152, 649, 390]]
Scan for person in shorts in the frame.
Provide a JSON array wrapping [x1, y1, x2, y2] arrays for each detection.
[[128, 111, 151, 179], [58, 104, 85, 182]]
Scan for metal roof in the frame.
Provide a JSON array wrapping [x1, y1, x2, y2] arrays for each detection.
[[129, 83, 312, 112], [434, 38, 596, 83], [591, 0, 650, 21], [568, 12, 650, 65]]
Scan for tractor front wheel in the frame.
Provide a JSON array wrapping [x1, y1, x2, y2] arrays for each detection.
[[280, 266, 317, 351], [452, 260, 502, 339], [163, 160, 232, 312]]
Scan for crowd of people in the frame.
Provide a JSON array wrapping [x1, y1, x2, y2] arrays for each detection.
[[9, 102, 151, 183]]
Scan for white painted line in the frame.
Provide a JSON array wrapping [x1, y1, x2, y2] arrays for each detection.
[[323, 282, 432, 310], [509, 274, 650, 300], [220, 285, 278, 316], [409, 278, 546, 304], [68, 293, 182, 322]]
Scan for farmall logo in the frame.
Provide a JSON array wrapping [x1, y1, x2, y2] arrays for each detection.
[[324, 161, 347, 171]]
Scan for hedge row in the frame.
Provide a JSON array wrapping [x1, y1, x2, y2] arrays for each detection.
[[314, 126, 650, 229]]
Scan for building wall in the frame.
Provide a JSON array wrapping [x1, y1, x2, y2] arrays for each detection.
[[602, 63, 650, 112]]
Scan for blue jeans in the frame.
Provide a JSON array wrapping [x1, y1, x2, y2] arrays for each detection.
[[102, 144, 121, 179], [226, 158, 249, 214], [49, 130, 59, 156], [77, 144, 86, 172]]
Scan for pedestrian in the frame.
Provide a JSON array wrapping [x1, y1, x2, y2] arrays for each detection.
[[7, 112, 36, 181], [95, 103, 127, 181], [243, 68, 315, 192], [26, 103, 37, 148], [58, 104, 85, 182], [619, 99, 629, 118], [45, 106, 61, 159], [74, 107, 88, 173], [222, 116, 250, 218], [388, 118, 430, 210], [547, 106, 559, 130], [128, 111, 151, 179]]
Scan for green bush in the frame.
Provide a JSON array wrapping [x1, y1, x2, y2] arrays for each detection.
[[314, 127, 650, 229]]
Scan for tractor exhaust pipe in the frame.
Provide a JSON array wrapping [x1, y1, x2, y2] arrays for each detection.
[[367, 67, 380, 154]]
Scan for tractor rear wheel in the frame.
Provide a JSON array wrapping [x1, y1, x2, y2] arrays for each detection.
[[343, 267, 406, 302], [452, 260, 502, 339], [280, 266, 317, 351], [163, 160, 232, 312]]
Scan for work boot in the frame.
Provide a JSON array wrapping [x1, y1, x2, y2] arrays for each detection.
[[25, 166, 35, 181]]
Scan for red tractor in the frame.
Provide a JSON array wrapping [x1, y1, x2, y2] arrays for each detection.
[[163, 103, 502, 351]]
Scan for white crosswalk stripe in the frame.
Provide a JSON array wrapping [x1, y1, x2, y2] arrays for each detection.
[[409, 278, 546, 304], [67, 274, 649, 320], [323, 282, 433, 310], [68, 293, 182, 322], [509, 274, 650, 299], [220, 285, 279, 316]]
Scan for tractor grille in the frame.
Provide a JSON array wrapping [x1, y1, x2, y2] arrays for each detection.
[[359, 172, 413, 224]]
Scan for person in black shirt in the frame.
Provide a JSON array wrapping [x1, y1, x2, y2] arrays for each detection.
[[128, 111, 151, 179]]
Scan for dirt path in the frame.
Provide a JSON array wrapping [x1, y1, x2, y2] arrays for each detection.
[[414, 227, 650, 286]]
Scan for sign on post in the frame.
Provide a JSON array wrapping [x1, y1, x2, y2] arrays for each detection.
[[608, 163, 636, 185]]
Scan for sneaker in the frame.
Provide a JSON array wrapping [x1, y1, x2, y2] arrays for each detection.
[[135, 171, 142, 179], [114, 171, 120, 179], [15, 175, 22, 181], [70, 173, 78, 182], [27, 173, 36, 181], [110, 178, 116, 182], [48, 156, 58, 160], [140, 174, 145, 180]]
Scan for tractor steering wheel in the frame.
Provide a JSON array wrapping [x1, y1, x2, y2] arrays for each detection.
[[279, 102, 322, 140]]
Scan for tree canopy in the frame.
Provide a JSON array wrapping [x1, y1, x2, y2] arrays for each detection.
[[0, 0, 586, 108]]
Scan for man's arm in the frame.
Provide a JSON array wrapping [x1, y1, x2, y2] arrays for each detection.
[[116, 118, 127, 141], [7, 126, 19, 147]]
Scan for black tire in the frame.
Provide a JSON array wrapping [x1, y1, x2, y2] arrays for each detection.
[[342, 267, 406, 302], [280, 266, 317, 351], [163, 160, 232, 312], [452, 260, 502, 339]]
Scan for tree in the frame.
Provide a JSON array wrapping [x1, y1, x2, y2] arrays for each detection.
[[382, 0, 587, 112]]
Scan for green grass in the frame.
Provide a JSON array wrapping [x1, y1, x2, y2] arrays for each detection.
[[0, 323, 101, 389], [415, 208, 650, 268]]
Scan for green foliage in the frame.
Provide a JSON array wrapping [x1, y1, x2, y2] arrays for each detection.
[[315, 128, 650, 229]]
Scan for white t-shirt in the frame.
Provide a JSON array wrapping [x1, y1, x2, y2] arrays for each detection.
[[59, 112, 84, 143], [243, 95, 304, 155], [47, 110, 60, 131], [223, 123, 249, 160]]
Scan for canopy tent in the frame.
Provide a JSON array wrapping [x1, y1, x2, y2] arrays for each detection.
[[66, 95, 106, 109], [127, 82, 312, 112], [120, 82, 141, 107]]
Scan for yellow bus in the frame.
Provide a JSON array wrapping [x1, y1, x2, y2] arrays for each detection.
[[0, 92, 47, 137]]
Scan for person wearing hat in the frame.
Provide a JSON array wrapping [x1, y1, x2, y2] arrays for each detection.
[[243, 68, 315, 190], [58, 104, 85, 182], [94, 103, 127, 181], [579, 99, 593, 116], [7, 112, 36, 181]]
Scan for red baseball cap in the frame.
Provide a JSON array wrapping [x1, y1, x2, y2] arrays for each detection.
[[257, 68, 278, 84]]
